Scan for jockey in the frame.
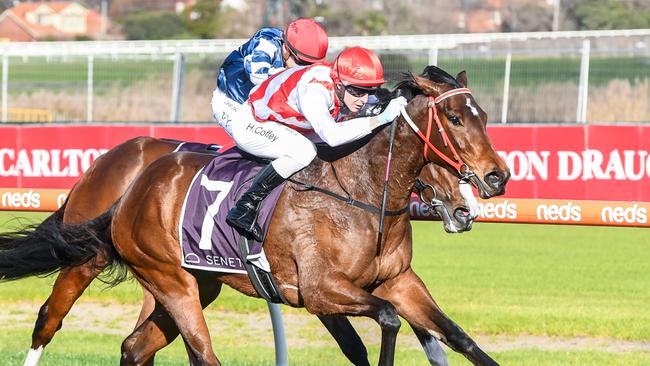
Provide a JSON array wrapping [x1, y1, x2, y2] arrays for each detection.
[[212, 18, 329, 133], [225, 46, 408, 242]]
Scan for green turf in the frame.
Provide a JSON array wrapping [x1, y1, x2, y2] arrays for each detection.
[[1, 329, 649, 366], [410, 222, 650, 341], [1, 212, 648, 364]]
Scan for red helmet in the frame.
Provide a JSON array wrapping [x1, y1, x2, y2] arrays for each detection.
[[284, 18, 328, 64], [330, 46, 386, 87]]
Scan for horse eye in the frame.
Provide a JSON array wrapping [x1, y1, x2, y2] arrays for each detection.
[[448, 115, 461, 126]]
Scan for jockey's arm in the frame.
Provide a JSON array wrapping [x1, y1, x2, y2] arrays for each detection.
[[299, 83, 381, 147], [244, 37, 285, 86]]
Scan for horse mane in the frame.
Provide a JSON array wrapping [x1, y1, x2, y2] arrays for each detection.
[[421, 65, 462, 88], [392, 65, 462, 102]]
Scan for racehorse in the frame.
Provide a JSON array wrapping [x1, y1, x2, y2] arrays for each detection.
[[21, 135, 475, 365], [1, 66, 509, 366]]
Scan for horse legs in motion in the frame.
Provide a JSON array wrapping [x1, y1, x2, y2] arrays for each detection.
[[120, 271, 223, 365], [321, 314, 463, 366], [319, 315, 370, 366], [373, 269, 498, 366]]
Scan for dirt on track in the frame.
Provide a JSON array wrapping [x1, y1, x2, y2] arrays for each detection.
[[3, 300, 650, 354]]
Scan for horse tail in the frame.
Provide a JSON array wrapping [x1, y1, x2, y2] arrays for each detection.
[[0, 205, 125, 285]]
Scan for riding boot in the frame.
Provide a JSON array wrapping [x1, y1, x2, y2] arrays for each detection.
[[226, 164, 285, 242]]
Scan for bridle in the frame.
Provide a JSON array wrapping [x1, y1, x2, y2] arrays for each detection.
[[399, 87, 477, 181], [413, 178, 457, 234]]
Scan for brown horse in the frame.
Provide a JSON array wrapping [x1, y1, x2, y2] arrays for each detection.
[[21, 136, 474, 365], [110, 67, 507, 365], [1, 66, 509, 365]]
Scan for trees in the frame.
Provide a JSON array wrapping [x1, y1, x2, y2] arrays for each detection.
[[502, 3, 553, 32], [121, 0, 223, 40], [181, 0, 222, 39], [109, 0, 650, 40], [574, 0, 650, 30], [122, 12, 188, 40]]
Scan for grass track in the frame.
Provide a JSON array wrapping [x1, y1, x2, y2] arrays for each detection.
[[0, 211, 648, 365]]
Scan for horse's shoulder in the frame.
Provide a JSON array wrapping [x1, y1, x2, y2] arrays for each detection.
[[290, 158, 331, 186]]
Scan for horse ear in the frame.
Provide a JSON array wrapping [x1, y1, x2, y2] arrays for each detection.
[[412, 75, 445, 96], [456, 71, 468, 87]]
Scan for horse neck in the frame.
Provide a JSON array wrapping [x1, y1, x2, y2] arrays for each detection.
[[333, 120, 426, 210]]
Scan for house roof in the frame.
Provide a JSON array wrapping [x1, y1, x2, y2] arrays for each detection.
[[0, 11, 39, 38], [5, 3, 60, 37], [1, 1, 104, 39]]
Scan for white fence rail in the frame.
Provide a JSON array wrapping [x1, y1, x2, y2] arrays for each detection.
[[1, 29, 649, 123], [1, 29, 649, 55]]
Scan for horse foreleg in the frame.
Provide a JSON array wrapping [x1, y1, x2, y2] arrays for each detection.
[[120, 300, 182, 366], [318, 315, 370, 366], [302, 273, 400, 366], [128, 284, 201, 365], [26, 260, 106, 366], [409, 323, 450, 366], [121, 274, 222, 366], [121, 286, 190, 366], [373, 269, 499, 366], [135, 288, 156, 329]]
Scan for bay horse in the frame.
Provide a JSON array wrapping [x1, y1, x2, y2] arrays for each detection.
[[1, 66, 509, 365], [21, 136, 475, 365], [107, 67, 508, 366]]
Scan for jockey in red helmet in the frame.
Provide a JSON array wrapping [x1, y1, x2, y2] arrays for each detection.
[[225, 46, 407, 243], [283, 18, 328, 66], [212, 18, 328, 133]]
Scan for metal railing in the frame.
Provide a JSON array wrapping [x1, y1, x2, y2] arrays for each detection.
[[1, 29, 648, 123], [1, 29, 649, 55]]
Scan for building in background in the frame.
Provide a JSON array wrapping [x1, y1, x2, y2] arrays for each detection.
[[108, 0, 196, 18], [0, 1, 106, 41]]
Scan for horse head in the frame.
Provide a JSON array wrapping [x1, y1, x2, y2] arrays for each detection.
[[417, 163, 478, 233], [396, 66, 510, 199]]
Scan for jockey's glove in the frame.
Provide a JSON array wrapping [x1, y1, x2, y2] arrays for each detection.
[[377, 96, 408, 125]]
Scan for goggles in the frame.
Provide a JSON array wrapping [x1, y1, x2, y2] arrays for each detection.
[[345, 85, 378, 97]]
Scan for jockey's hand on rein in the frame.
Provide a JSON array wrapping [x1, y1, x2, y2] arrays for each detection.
[[377, 96, 408, 125]]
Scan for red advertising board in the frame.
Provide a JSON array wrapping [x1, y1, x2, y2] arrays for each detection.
[[1, 124, 649, 218], [490, 125, 650, 201], [0, 124, 233, 189]]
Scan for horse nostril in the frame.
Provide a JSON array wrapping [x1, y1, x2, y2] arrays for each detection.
[[453, 207, 471, 224], [484, 170, 506, 190]]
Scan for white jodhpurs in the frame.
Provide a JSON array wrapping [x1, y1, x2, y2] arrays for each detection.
[[211, 88, 317, 178], [211, 88, 248, 136]]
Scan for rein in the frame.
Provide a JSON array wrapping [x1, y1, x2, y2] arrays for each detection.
[[376, 117, 399, 252], [399, 87, 474, 178], [288, 179, 409, 216]]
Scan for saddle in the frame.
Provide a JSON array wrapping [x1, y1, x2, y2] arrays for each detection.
[[176, 143, 287, 304]]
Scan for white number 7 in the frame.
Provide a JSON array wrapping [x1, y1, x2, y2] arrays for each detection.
[[198, 175, 234, 250]]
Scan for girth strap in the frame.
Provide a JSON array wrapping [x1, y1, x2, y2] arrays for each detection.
[[289, 179, 409, 216]]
